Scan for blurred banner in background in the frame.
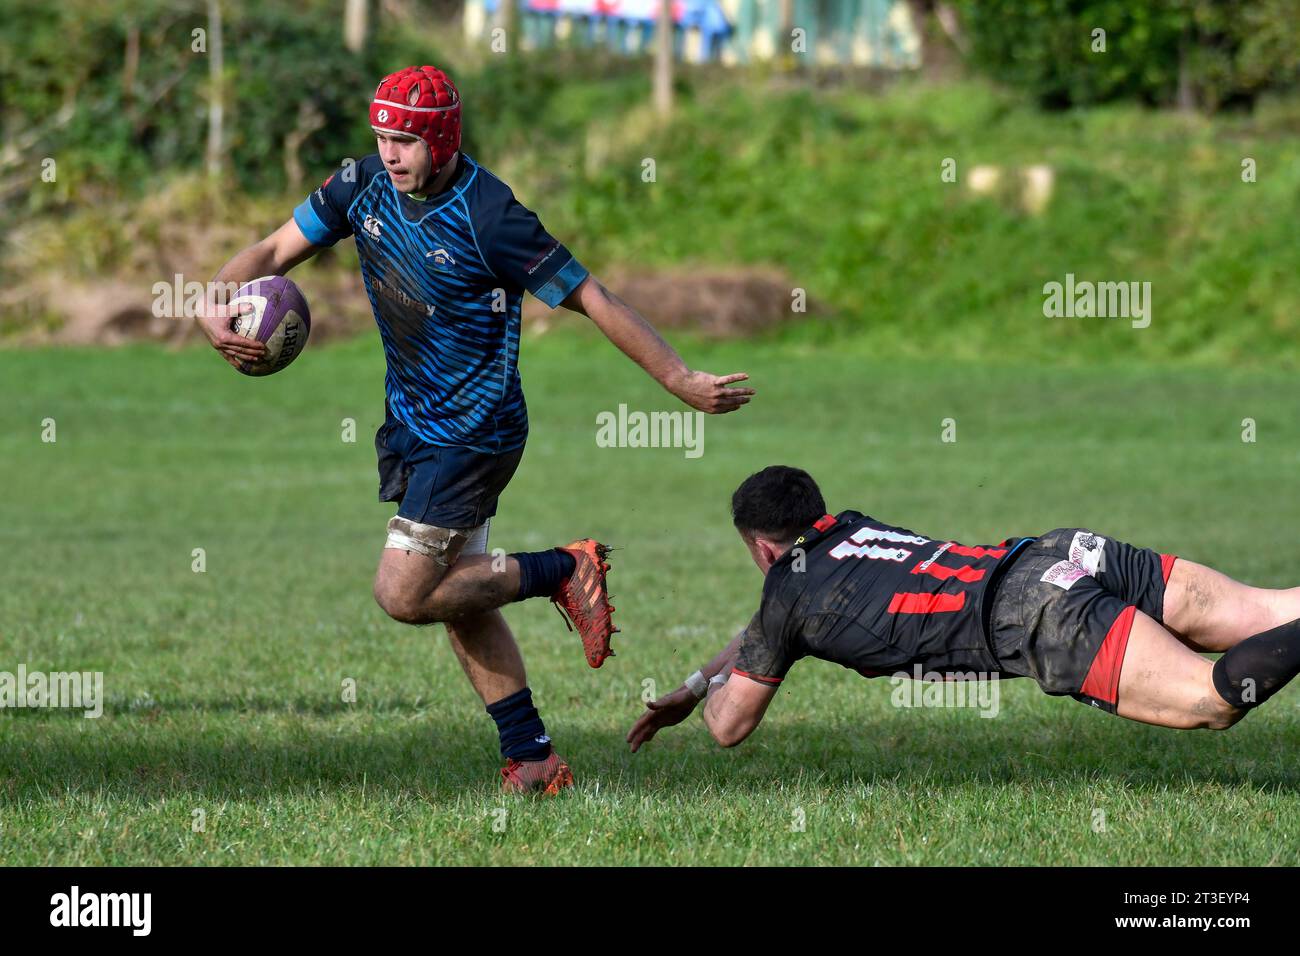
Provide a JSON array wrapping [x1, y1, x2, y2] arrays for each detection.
[[471, 0, 919, 66]]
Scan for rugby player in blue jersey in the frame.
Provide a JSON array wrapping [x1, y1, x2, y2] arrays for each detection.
[[196, 66, 753, 795]]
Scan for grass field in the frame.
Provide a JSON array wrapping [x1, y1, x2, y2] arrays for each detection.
[[2, 330, 1299, 865]]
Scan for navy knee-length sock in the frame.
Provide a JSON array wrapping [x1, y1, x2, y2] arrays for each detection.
[[1212, 617, 1300, 709], [486, 687, 552, 761], [511, 549, 576, 601]]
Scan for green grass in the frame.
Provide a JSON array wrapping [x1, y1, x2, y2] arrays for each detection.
[[2, 332, 1299, 865], [553, 78, 1300, 365]]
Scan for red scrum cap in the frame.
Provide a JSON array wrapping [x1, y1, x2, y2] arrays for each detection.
[[369, 66, 462, 175]]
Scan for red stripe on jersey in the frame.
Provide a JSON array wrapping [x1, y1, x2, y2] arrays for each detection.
[[912, 562, 986, 583], [946, 544, 1006, 559], [813, 514, 838, 532], [1078, 605, 1136, 705], [887, 591, 966, 614], [733, 668, 782, 686]]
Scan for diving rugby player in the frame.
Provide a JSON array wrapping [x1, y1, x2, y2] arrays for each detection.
[[197, 66, 753, 794], [629, 466, 1300, 750]]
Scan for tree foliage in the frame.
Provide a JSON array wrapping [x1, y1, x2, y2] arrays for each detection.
[[952, 0, 1300, 111]]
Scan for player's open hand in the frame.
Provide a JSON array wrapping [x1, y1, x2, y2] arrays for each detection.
[[627, 685, 700, 753], [196, 300, 267, 370], [670, 370, 754, 414]]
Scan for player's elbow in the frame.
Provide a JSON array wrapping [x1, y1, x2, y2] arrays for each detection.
[[708, 717, 753, 748], [263, 220, 318, 275], [563, 275, 606, 317]]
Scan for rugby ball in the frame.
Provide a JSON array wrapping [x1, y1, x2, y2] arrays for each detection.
[[228, 275, 311, 376]]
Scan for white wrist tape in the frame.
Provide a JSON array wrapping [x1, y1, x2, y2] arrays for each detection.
[[684, 670, 708, 700]]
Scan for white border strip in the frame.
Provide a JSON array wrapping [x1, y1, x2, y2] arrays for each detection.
[[372, 97, 459, 113]]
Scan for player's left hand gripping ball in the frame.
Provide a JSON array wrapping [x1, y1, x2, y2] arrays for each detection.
[[551, 539, 618, 667]]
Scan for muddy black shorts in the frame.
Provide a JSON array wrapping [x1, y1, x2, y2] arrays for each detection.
[[375, 409, 524, 528], [987, 528, 1179, 713]]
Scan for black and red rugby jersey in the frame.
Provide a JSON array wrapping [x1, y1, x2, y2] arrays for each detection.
[[734, 510, 1031, 685]]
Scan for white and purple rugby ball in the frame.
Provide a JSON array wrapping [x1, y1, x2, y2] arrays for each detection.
[[228, 275, 311, 376]]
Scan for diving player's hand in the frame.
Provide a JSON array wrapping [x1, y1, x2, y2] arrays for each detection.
[[196, 300, 267, 370], [669, 370, 754, 414], [627, 685, 700, 752]]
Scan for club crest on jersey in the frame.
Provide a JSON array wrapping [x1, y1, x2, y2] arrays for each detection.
[[362, 215, 383, 239], [425, 247, 456, 268]]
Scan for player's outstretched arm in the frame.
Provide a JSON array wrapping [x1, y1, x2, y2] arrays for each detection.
[[626, 628, 745, 752], [197, 218, 321, 369], [561, 275, 755, 414], [701, 673, 777, 748]]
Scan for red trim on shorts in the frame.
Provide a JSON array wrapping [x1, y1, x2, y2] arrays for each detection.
[[888, 591, 966, 614], [1078, 605, 1136, 706], [1160, 553, 1178, 584], [733, 668, 782, 686]]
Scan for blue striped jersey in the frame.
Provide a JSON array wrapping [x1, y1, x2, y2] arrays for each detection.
[[293, 152, 588, 453]]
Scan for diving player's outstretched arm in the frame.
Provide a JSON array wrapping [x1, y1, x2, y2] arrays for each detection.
[[626, 627, 746, 752], [561, 275, 755, 414], [701, 672, 778, 748]]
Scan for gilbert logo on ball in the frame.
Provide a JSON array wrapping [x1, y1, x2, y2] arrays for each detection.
[[228, 275, 311, 377]]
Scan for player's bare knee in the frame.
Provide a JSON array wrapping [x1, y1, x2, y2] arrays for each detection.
[[375, 518, 473, 623], [371, 572, 392, 615], [372, 569, 441, 624], [1203, 707, 1245, 731], [1195, 693, 1245, 731], [373, 578, 420, 624]]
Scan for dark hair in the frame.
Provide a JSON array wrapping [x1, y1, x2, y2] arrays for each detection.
[[731, 466, 827, 542]]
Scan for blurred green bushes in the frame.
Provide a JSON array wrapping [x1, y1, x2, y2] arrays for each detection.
[[0, 0, 442, 209], [953, 0, 1300, 112]]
